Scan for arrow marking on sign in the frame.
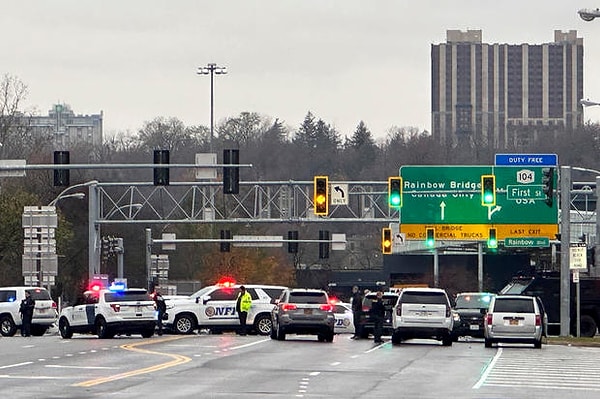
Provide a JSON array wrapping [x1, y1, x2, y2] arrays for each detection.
[[440, 201, 446, 220], [334, 186, 345, 198], [488, 205, 502, 220]]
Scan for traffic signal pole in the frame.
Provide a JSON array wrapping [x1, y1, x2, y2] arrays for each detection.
[[560, 166, 571, 337]]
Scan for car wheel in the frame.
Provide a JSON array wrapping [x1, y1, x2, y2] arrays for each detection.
[[451, 333, 459, 342], [59, 318, 73, 339], [484, 338, 492, 348], [174, 314, 196, 334], [95, 317, 111, 339], [534, 338, 542, 349], [325, 330, 334, 343], [254, 314, 272, 336], [0, 316, 17, 337], [391, 332, 401, 345], [276, 324, 286, 341], [580, 315, 597, 338], [270, 323, 277, 340], [141, 328, 155, 338], [442, 334, 453, 346], [317, 334, 325, 342]]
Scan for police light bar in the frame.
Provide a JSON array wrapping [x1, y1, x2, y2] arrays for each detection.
[[109, 282, 127, 292]]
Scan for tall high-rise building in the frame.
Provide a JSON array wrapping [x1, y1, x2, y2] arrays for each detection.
[[431, 30, 583, 148]]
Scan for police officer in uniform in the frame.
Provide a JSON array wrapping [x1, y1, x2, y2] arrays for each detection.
[[154, 291, 167, 336], [236, 286, 252, 335], [350, 285, 363, 339], [19, 291, 36, 337], [370, 290, 385, 344]]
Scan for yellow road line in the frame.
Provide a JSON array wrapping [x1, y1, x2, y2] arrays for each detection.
[[74, 336, 191, 387]]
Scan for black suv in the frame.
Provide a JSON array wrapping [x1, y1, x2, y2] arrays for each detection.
[[358, 292, 399, 339], [451, 292, 495, 341]]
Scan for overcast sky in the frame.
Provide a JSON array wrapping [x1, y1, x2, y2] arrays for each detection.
[[3, 1, 600, 140]]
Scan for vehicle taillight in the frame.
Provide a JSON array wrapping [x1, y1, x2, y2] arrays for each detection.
[[52, 301, 57, 310], [396, 305, 402, 316], [281, 303, 297, 311], [535, 314, 541, 326], [446, 306, 451, 317], [320, 304, 333, 312], [110, 304, 121, 312], [362, 305, 370, 312], [486, 313, 492, 325]]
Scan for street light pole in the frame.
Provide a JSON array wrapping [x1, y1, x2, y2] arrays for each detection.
[[197, 63, 227, 152]]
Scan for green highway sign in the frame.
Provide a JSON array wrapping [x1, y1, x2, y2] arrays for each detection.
[[399, 166, 558, 225], [504, 237, 550, 248]]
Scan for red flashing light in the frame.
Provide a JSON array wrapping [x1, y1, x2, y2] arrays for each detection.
[[216, 276, 236, 288], [329, 297, 339, 305], [110, 304, 121, 312], [89, 283, 103, 292]]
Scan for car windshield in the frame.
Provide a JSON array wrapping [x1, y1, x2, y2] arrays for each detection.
[[493, 298, 534, 313], [190, 286, 214, 298], [104, 291, 151, 303], [288, 292, 327, 304], [26, 288, 52, 301], [401, 292, 447, 305], [363, 295, 398, 308], [455, 294, 493, 309], [499, 279, 533, 294]]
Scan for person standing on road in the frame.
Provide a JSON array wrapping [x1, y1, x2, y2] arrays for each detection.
[[236, 286, 252, 336], [370, 290, 385, 344], [153, 291, 167, 336], [19, 290, 36, 337], [350, 285, 363, 339]]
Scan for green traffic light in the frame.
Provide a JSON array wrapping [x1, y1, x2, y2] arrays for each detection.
[[390, 194, 401, 207]]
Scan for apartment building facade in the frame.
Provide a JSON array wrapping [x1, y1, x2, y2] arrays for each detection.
[[431, 30, 584, 148]]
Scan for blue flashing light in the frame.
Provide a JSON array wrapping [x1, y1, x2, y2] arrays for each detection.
[[109, 282, 126, 292]]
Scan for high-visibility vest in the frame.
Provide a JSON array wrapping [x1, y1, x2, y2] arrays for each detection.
[[238, 291, 252, 312]]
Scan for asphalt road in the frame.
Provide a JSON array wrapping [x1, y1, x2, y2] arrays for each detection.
[[1, 332, 600, 398]]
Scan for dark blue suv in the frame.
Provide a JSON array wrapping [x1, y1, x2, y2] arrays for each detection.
[[451, 292, 495, 341]]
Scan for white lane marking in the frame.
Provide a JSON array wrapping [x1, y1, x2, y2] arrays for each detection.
[[350, 355, 359, 359], [0, 362, 33, 370], [228, 338, 270, 350], [45, 365, 118, 370], [309, 371, 320, 376], [0, 374, 73, 380], [330, 362, 341, 366], [472, 347, 502, 389], [364, 342, 387, 353]]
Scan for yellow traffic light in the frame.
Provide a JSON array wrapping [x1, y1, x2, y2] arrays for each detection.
[[314, 176, 329, 215], [382, 228, 392, 254]]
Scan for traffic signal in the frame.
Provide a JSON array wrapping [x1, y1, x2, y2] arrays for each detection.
[[388, 177, 403, 208], [542, 167, 555, 207], [382, 227, 392, 254], [425, 228, 435, 248], [288, 230, 298, 254], [53, 151, 70, 186], [481, 175, 496, 206], [488, 228, 498, 249], [314, 176, 329, 216], [153, 149, 170, 185], [220, 230, 231, 252], [319, 230, 329, 259], [223, 149, 240, 194]]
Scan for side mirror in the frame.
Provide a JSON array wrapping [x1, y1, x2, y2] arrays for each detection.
[[202, 295, 211, 305]]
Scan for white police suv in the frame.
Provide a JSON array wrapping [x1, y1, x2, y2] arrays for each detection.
[[58, 286, 156, 339], [165, 281, 286, 335]]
